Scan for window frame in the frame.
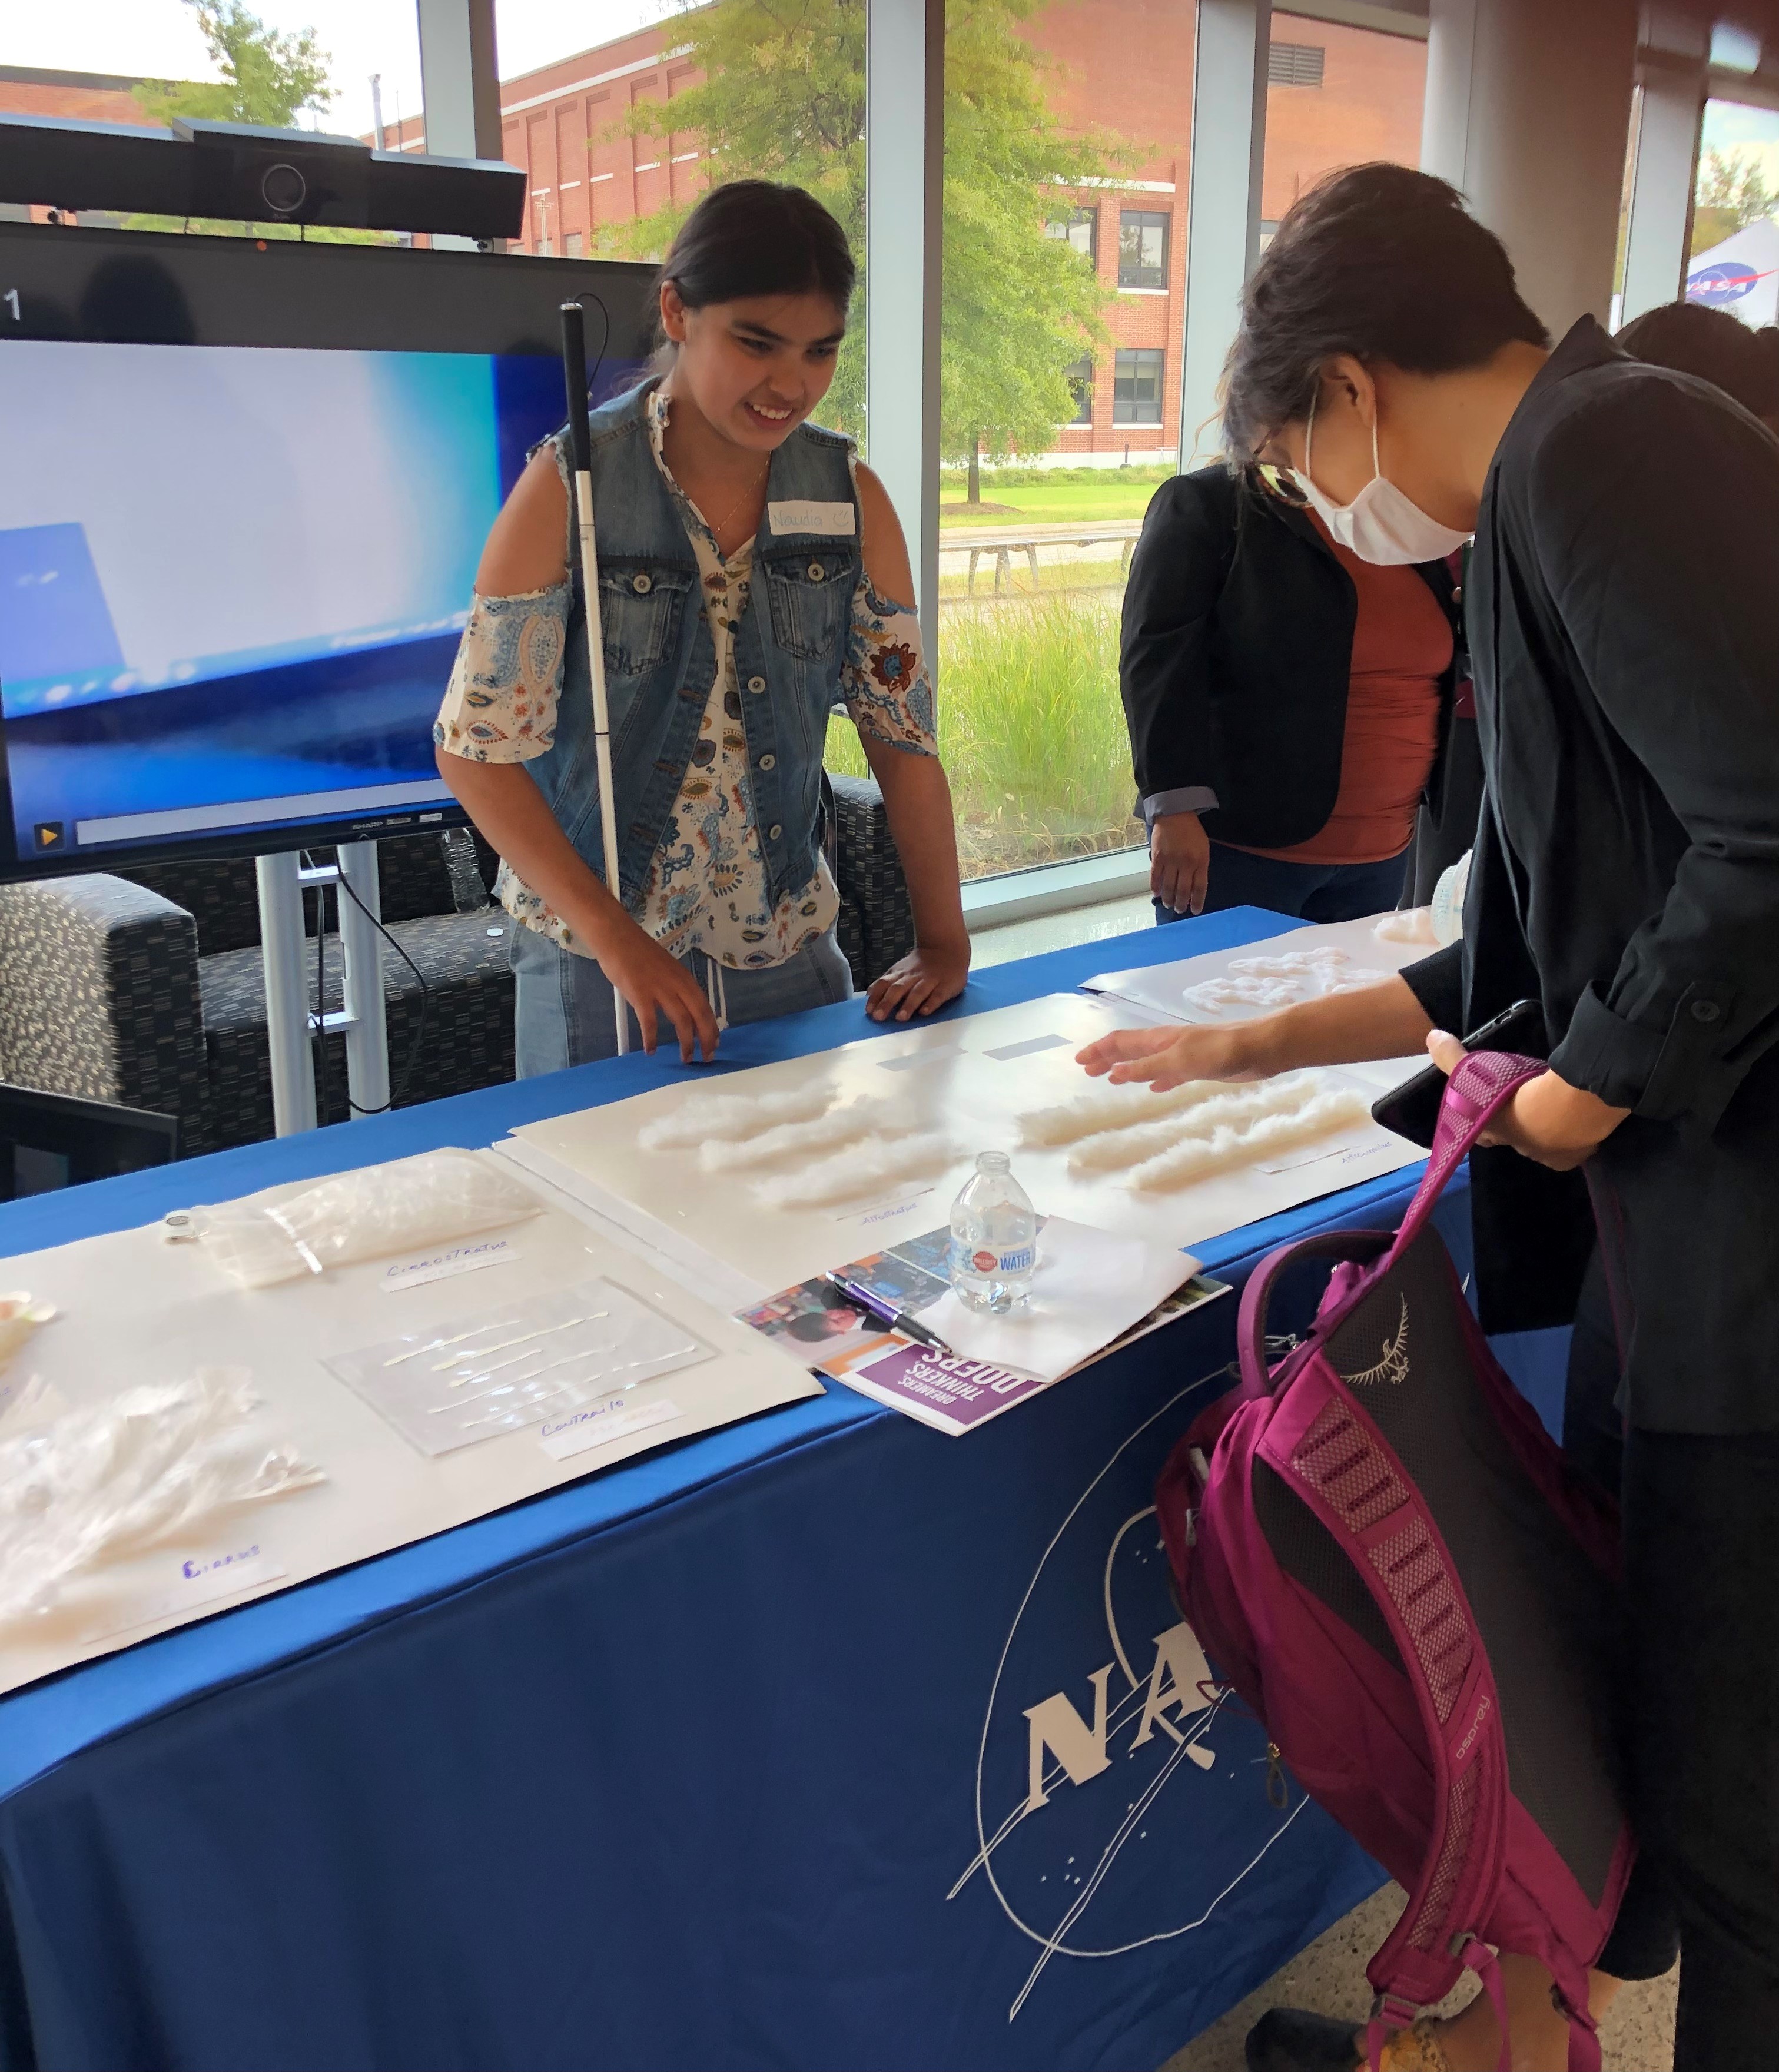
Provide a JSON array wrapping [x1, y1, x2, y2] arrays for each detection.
[[1111, 347, 1165, 426], [1046, 204, 1099, 266], [1117, 207, 1170, 291]]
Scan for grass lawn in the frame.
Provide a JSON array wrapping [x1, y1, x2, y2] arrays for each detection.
[[827, 594, 1141, 878], [939, 477, 1167, 527]]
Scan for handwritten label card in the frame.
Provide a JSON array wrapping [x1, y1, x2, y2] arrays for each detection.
[[89, 1545, 287, 1639], [380, 1238, 522, 1293], [539, 1396, 683, 1462]]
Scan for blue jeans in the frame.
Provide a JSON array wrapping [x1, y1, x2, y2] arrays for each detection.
[[510, 924, 855, 1077], [1155, 841, 1409, 928]]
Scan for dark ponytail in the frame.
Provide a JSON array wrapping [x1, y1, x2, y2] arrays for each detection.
[[656, 180, 855, 341], [1221, 163, 1548, 463]]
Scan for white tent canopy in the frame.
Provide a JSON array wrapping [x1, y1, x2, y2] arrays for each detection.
[[1684, 216, 1779, 330]]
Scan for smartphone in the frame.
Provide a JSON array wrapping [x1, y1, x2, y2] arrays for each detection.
[[1370, 997, 1546, 1149]]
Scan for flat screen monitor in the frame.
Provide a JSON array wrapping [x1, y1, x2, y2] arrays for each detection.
[[0, 221, 655, 879]]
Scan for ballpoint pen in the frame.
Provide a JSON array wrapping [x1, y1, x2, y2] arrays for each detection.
[[822, 1271, 954, 1356]]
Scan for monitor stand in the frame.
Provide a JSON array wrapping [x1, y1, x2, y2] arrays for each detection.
[[255, 844, 391, 1135]]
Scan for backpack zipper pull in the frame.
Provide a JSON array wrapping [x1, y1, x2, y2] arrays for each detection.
[[1264, 1742, 1288, 1809]]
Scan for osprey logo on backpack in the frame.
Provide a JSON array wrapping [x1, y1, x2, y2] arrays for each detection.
[[1343, 1294, 1410, 1387]]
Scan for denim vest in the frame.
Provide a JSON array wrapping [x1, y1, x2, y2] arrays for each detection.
[[528, 378, 862, 917]]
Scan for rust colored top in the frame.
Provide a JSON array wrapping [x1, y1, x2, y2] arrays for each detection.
[[1236, 510, 1454, 866]]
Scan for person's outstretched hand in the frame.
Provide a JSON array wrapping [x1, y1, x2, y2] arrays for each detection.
[[1424, 1030, 1628, 1171], [1074, 1020, 1267, 1091], [866, 939, 970, 1022], [594, 923, 721, 1063]]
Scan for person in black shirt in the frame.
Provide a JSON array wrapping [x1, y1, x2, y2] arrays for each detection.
[[1080, 165, 1779, 2072]]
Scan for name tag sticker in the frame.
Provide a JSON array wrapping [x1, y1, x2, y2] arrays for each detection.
[[768, 500, 856, 537], [539, 1396, 683, 1462]]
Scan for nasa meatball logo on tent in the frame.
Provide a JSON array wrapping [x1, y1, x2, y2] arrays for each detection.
[[948, 1377, 1305, 2021], [1684, 218, 1779, 326]]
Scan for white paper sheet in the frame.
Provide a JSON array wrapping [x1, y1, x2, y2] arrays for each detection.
[[922, 1219, 1200, 1384], [502, 993, 1423, 1299], [0, 1153, 819, 1696], [1083, 915, 1430, 1096]]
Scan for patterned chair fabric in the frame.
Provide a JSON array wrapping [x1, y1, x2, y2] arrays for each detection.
[[826, 773, 915, 989], [0, 875, 207, 1143], [0, 832, 512, 1160]]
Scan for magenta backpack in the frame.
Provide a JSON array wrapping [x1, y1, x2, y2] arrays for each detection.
[[1157, 1054, 1633, 2072]]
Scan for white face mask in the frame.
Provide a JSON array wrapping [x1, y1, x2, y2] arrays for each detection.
[[1294, 391, 1471, 566]]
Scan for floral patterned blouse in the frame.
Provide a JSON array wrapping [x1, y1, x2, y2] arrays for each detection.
[[434, 388, 936, 968]]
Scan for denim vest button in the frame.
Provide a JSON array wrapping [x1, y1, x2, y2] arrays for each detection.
[[758, 753, 777, 771], [768, 823, 783, 841], [1691, 998, 1722, 1024], [632, 572, 653, 595], [747, 675, 766, 693], [807, 562, 825, 582]]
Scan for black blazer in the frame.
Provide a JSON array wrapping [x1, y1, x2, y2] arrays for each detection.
[[1119, 466, 1459, 849], [1405, 319, 1779, 1433]]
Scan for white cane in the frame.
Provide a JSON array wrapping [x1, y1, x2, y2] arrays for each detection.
[[559, 300, 629, 1056]]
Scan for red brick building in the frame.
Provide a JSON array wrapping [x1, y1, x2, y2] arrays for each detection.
[[490, 6, 1426, 458], [0, 14, 1426, 459]]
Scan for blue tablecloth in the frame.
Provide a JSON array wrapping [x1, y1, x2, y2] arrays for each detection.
[[0, 908, 1468, 2072]]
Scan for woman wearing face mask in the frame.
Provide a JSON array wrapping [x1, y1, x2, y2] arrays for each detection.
[[1120, 392, 1463, 925], [1084, 162, 1779, 2072], [434, 181, 968, 1071]]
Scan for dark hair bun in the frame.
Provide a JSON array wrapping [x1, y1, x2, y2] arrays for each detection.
[[659, 180, 855, 321], [1222, 162, 1548, 460]]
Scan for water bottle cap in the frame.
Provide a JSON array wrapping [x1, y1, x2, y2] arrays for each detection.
[[976, 1150, 1010, 1173]]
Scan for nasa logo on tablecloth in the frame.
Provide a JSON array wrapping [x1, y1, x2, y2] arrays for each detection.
[[948, 1376, 1303, 2021]]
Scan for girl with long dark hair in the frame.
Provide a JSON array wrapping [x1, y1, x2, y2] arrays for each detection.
[[435, 181, 968, 1070], [1082, 164, 1779, 2071]]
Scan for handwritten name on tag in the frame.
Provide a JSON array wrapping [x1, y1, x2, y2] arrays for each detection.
[[92, 1546, 287, 1639], [539, 1396, 683, 1462], [381, 1238, 521, 1293], [768, 500, 855, 537]]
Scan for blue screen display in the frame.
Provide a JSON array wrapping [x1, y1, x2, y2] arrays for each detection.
[[0, 340, 641, 863]]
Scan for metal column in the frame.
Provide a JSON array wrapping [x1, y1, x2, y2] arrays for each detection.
[[1619, 58, 1706, 326], [414, 0, 504, 161], [865, 0, 945, 649], [1179, 0, 1272, 473], [255, 852, 318, 1137], [336, 842, 391, 1117]]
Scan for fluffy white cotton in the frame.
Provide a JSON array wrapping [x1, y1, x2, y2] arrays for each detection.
[[639, 1083, 834, 1151], [1374, 908, 1439, 946], [1064, 1075, 1324, 1173], [1017, 1076, 1236, 1148], [1183, 949, 1392, 1018], [751, 1133, 956, 1210], [699, 1100, 908, 1173], [1128, 1087, 1370, 1192]]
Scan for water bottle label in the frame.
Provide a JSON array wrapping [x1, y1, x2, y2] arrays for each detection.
[[977, 1245, 1034, 1274]]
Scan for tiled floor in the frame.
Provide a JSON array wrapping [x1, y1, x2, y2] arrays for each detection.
[[1158, 1885, 1678, 2071]]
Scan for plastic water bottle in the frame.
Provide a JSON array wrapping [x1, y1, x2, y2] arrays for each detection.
[[949, 1151, 1038, 1314]]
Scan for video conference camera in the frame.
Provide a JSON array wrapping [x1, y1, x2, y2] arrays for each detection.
[[0, 110, 523, 241]]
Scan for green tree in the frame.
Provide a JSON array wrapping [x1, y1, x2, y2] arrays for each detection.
[[1693, 145, 1778, 255], [134, 0, 334, 131], [605, 0, 1128, 484]]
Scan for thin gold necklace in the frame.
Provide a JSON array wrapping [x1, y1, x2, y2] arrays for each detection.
[[705, 461, 770, 544]]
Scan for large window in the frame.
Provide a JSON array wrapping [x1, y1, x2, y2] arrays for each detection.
[[0, 4, 427, 228], [1111, 347, 1164, 424], [1687, 97, 1779, 326], [1262, 11, 1426, 221], [1117, 208, 1169, 289], [1063, 356, 1094, 426]]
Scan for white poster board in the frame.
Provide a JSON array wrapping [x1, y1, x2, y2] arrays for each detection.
[[0, 1153, 819, 1696], [501, 992, 1423, 1300]]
